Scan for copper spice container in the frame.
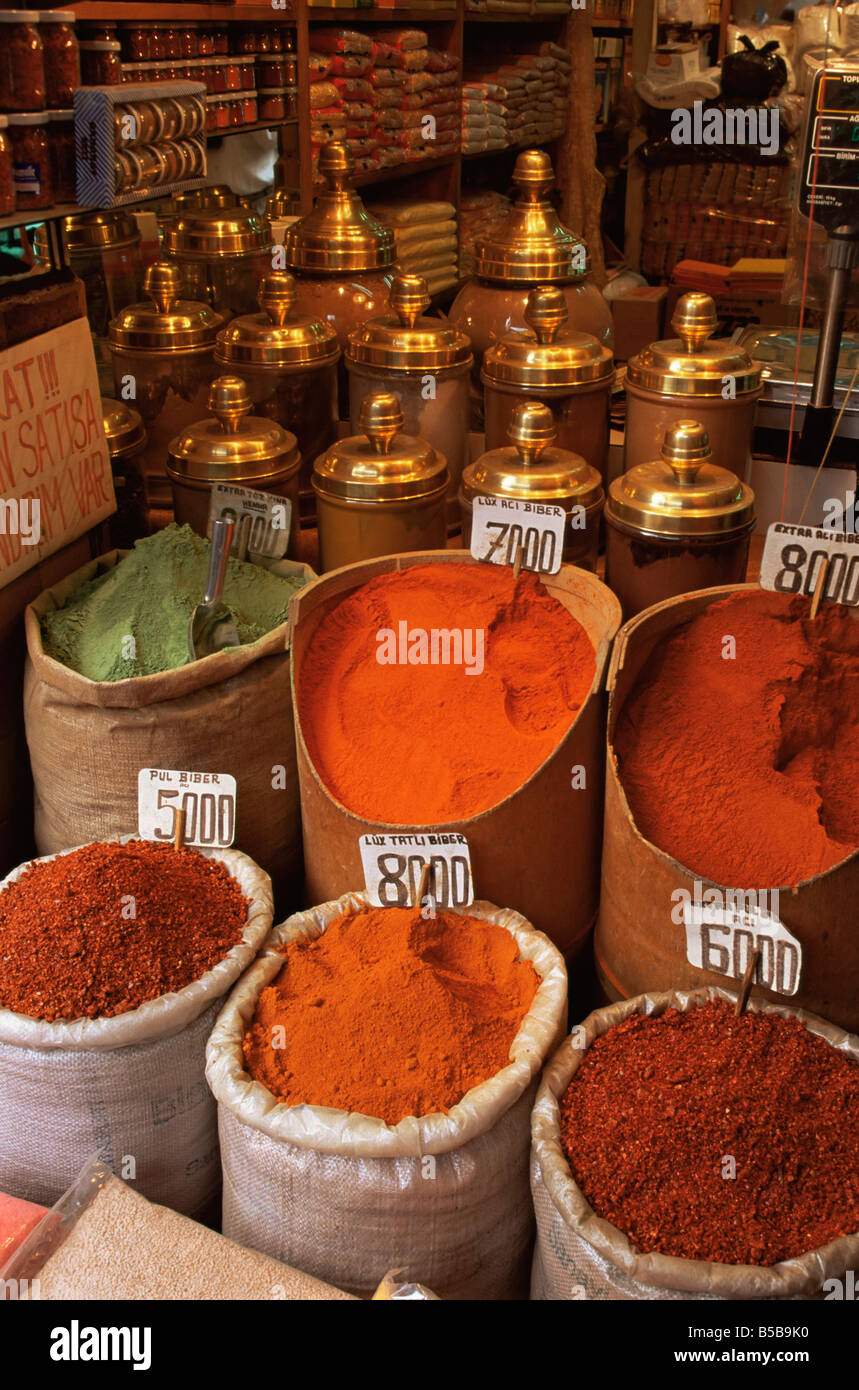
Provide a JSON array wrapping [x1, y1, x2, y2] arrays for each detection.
[[101, 396, 148, 549], [163, 205, 272, 320], [460, 401, 604, 572], [36, 209, 144, 337], [312, 392, 448, 573], [167, 376, 301, 554], [215, 271, 339, 514], [482, 285, 614, 482], [605, 419, 755, 619], [624, 292, 763, 476], [345, 274, 472, 531]]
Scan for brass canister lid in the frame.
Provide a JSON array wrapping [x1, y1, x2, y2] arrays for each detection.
[[482, 285, 614, 390], [109, 261, 225, 352], [474, 150, 588, 284], [172, 185, 237, 214], [313, 392, 448, 502], [345, 274, 472, 372], [167, 376, 299, 485], [266, 189, 300, 221], [215, 272, 340, 370], [62, 208, 141, 252], [626, 292, 763, 396], [461, 401, 603, 510], [101, 396, 146, 458], [163, 206, 271, 261], [606, 419, 756, 537], [283, 142, 395, 274]]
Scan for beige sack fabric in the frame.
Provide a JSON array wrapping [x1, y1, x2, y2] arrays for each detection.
[[0, 840, 273, 1219], [23, 551, 313, 905], [206, 891, 568, 1300], [531, 987, 859, 1300]]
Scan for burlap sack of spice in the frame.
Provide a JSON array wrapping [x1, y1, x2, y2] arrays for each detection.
[[206, 891, 568, 1300], [0, 840, 272, 1220], [531, 987, 859, 1301], [23, 550, 313, 904], [2, 1161, 354, 1300]]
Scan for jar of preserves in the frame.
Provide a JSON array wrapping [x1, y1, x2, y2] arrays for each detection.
[[179, 23, 199, 59], [258, 86, 297, 121], [8, 112, 52, 208], [80, 40, 123, 86], [241, 89, 257, 124], [101, 396, 149, 548], [211, 58, 228, 94], [47, 107, 75, 203], [205, 94, 229, 132], [39, 11, 79, 108], [163, 206, 272, 320], [80, 23, 117, 45], [160, 25, 182, 62], [120, 25, 154, 63], [346, 273, 472, 530], [460, 401, 604, 571], [226, 93, 243, 128], [0, 115, 14, 214], [0, 13, 46, 113], [235, 28, 262, 54], [605, 420, 756, 619], [482, 285, 615, 482], [211, 26, 228, 55], [198, 26, 215, 57], [256, 55, 297, 87], [224, 56, 241, 91]]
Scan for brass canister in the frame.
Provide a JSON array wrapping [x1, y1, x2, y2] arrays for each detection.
[[162, 206, 272, 320], [167, 376, 301, 554], [624, 292, 763, 475], [312, 393, 448, 572], [345, 274, 472, 530], [35, 209, 144, 337], [482, 285, 614, 481], [101, 396, 148, 550], [214, 271, 339, 511], [460, 401, 604, 572], [605, 419, 756, 619]]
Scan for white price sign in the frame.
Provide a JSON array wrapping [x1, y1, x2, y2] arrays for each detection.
[[208, 483, 291, 563], [138, 768, 237, 848], [471, 496, 565, 575], [360, 832, 473, 909], [683, 900, 802, 996], [760, 522, 859, 608]]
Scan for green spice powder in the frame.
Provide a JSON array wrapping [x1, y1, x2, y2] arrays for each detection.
[[42, 524, 306, 682]]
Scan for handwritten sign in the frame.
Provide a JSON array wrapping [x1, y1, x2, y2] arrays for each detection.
[[0, 318, 115, 589]]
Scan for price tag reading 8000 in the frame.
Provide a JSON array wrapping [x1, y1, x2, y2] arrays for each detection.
[[360, 833, 473, 910], [760, 523, 859, 607], [470, 496, 565, 576], [138, 768, 237, 849]]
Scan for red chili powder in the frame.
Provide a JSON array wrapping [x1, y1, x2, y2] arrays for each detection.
[[242, 905, 540, 1124], [0, 841, 249, 1022], [560, 1001, 859, 1266], [297, 564, 596, 824], [614, 590, 859, 887]]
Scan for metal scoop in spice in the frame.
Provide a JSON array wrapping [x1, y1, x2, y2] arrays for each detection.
[[188, 516, 241, 660]]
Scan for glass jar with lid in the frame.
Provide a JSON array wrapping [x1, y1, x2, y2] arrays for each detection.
[[80, 39, 123, 86], [39, 11, 79, 108], [346, 273, 472, 530], [55, 209, 144, 335], [624, 292, 763, 476], [0, 13, 45, 113], [312, 392, 448, 572], [605, 419, 756, 619], [460, 401, 604, 572], [449, 150, 614, 425], [167, 375, 301, 553], [482, 285, 615, 483], [101, 396, 149, 549], [163, 205, 272, 320], [47, 108, 75, 203], [215, 271, 339, 516], [8, 112, 52, 208]]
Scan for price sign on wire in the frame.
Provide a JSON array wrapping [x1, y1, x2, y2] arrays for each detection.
[[759, 522, 859, 607], [360, 833, 473, 909], [208, 483, 291, 563], [682, 899, 803, 996], [470, 496, 565, 576], [138, 769, 237, 849]]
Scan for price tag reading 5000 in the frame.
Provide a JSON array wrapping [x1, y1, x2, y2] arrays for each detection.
[[760, 522, 859, 607], [360, 833, 473, 909], [470, 496, 565, 576], [138, 768, 237, 848]]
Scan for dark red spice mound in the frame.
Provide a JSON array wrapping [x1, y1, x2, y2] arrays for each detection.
[[0, 841, 249, 1022], [560, 1001, 859, 1266]]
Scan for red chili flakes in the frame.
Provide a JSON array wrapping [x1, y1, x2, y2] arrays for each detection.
[[0, 841, 249, 1022], [559, 1001, 859, 1266]]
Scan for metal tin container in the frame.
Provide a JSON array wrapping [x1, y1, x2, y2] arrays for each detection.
[[449, 150, 615, 422], [167, 376, 301, 553], [346, 274, 472, 531], [163, 206, 272, 320], [312, 393, 448, 573], [101, 396, 148, 549], [35, 209, 144, 337], [482, 285, 614, 481], [215, 271, 339, 513], [624, 292, 763, 476], [605, 420, 755, 620], [460, 401, 604, 572]]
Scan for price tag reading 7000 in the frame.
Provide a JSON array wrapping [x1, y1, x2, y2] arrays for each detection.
[[137, 768, 237, 848], [470, 496, 565, 576], [760, 523, 859, 607], [360, 833, 473, 909]]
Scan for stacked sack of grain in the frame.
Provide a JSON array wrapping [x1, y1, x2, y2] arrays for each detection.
[[309, 30, 379, 181], [458, 189, 511, 278], [464, 40, 569, 151], [461, 80, 509, 154], [367, 197, 459, 295], [371, 31, 460, 167]]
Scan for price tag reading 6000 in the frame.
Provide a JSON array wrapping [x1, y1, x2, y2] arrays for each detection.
[[138, 768, 237, 848], [360, 833, 473, 909]]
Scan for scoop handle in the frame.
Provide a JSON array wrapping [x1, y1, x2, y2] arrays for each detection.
[[205, 515, 235, 605]]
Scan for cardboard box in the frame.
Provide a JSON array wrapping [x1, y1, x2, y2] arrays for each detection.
[[646, 44, 702, 84], [611, 285, 668, 362]]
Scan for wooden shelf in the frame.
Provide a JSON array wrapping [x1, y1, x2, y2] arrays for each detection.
[[210, 118, 299, 138], [591, 17, 633, 29], [307, 6, 457, 20], [0, 203, 86, 234], [349, 152, 458, 187], [461, 135, 560, 159], [71, 3, 297, 20], [465, 11, 568, 21]]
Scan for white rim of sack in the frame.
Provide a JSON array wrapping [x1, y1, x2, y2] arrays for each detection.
[[0, 835, 273, 1052], [532, 985, 859, 1299], [206, 890, 568, 1158]]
